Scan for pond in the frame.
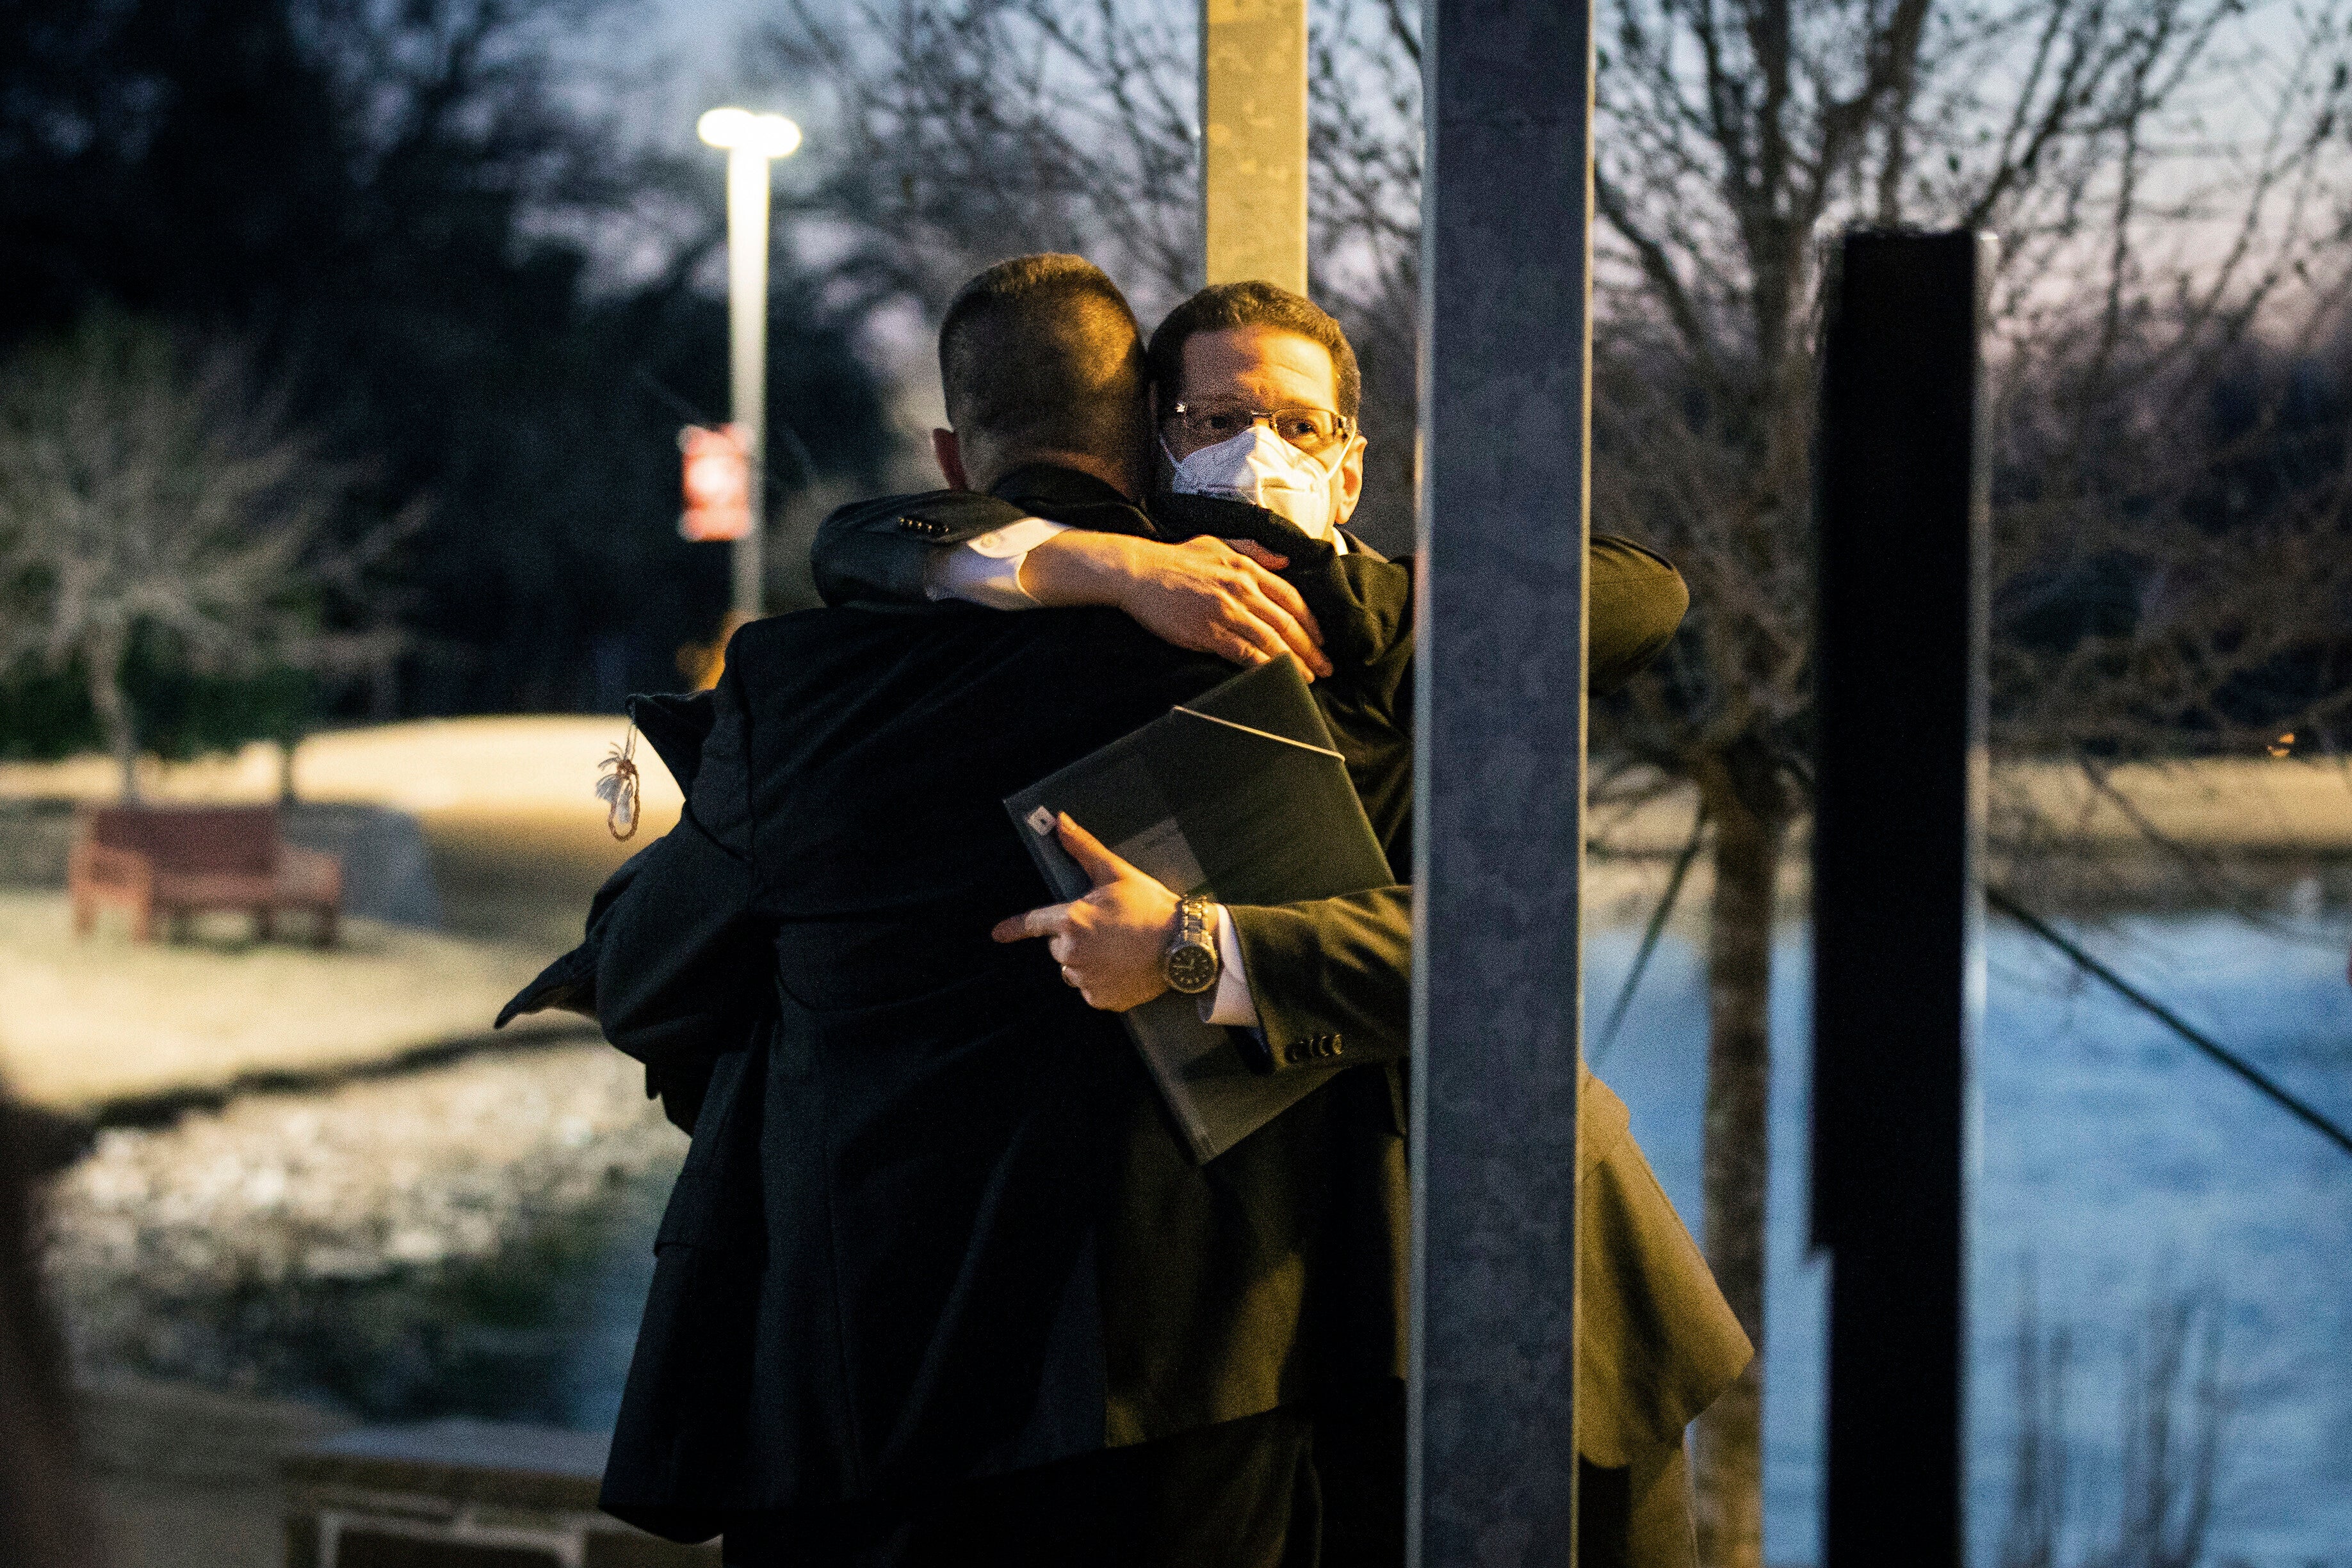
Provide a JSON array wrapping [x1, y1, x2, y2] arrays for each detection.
[[1587, 909, 2352, 1568], [44, 1044, 685, 1428]]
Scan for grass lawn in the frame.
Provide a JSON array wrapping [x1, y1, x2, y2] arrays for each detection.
[[0, 892, 580, 1112]]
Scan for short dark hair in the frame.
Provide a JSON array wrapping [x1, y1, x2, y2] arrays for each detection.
[[1145, 280, 1361, 419], [937, 254, 1148, 468]]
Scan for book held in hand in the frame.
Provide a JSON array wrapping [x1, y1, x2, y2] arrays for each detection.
[[1003, 656, 1394, 1163]]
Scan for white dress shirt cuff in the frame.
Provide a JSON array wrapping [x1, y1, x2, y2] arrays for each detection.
[[1199, 904, 1260, 1028], [920, 517, 1071, 610]]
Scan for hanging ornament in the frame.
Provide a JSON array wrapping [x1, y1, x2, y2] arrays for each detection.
[[597, 722, 642, 841]]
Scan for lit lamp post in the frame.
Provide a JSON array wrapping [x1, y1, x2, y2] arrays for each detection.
[[696, 106, 802, 620]]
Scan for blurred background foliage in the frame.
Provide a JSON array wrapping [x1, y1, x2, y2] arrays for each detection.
[[0, 0, 896, 755], [0, 658, 314, 768]]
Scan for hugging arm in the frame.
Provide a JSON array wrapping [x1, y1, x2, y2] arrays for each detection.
[[1220, 544, 1677, 1071], [812, 490, 1035, 607], [826, 501, 1688, 1087], [815, 495, 1686, 698], [1588, 535, 1690, 696], [813, 491, 1331, 676]]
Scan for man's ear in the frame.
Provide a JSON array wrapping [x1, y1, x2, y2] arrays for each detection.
[[1333, 435, 1368, 527], [933, 428, 970, 490]]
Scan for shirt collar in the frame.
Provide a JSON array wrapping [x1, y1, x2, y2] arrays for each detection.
[[986, 462, 1137, 512]]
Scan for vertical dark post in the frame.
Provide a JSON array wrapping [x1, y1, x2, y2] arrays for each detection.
[[1810, 229, 1990, 1567], [1411, 0, 1593, 1562]]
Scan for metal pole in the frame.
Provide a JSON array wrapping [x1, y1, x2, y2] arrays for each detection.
[[1200, 0, 1308, 293], [1411, 0, 1594, 1560], [725, 146, 770, 619], [1810, 229, 1991, 1568]]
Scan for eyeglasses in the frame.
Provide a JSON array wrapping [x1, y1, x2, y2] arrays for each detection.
[[1165, 400, 1356, 457]]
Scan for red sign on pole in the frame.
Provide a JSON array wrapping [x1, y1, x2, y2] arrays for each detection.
[[679, 424, 752, 542]]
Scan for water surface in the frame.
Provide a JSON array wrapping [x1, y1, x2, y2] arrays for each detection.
[[1587, 911, 2352, 1567]]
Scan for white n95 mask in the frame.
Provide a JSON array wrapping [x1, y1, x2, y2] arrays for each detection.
[[1166, 425, 1340, 540]]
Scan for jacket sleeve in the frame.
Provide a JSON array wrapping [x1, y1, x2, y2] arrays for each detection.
[[1224, 884, 1412, 1072], [493, 845, 653, 1028], [811, 490, 1034, 607], [594, 656, 770, 1118], [1588, 534, 1689, 695]]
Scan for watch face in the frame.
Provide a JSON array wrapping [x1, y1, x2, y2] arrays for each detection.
[[1166, 942, 1219, 995]]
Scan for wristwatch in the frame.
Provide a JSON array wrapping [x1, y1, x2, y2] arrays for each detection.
[[1163, 895, 1222, 995]]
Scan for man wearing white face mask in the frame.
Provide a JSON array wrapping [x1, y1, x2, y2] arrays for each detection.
[[820, 283, 1689, 1049], [1160, 404, 1350, 540], [813, 279, 1751, 1568], [882, 284, 1380, 627]]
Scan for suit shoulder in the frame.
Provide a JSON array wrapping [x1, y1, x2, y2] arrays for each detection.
[[1334, 552, 1415, 651], [719, 607, 836, 672]]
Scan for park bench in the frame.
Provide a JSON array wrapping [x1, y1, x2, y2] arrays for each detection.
[[69, 804, 343, 946]]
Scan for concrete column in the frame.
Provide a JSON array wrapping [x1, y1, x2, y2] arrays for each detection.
[[1200, 0, 1308, 293], [1411, 1, 1595, 1562]]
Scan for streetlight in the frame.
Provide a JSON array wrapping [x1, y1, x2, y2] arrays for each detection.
[[697, 107, 803, 621]]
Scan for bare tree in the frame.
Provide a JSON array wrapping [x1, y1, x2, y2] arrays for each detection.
[[1585, 2, 2352, 1544], [0, 311, 400, 798], [767, 0, 1202, 327], [762, 2, 2352, 1558], [768, 0, 1431, 542]]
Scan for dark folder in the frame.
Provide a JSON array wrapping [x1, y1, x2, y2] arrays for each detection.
[[1003, 657, 1395, 1162]]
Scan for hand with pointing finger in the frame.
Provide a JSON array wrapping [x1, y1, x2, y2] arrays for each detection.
[[993, 814, 1178, 1012]]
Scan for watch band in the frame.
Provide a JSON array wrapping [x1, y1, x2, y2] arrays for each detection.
[[1164, 894, 1221, 995]]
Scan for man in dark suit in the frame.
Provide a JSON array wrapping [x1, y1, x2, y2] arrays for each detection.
[[551, 256, 1744, 1566], [580, 255, 1424, 1566], [805, 276, 1753, 1565], [810, 279, 1693, 1063]]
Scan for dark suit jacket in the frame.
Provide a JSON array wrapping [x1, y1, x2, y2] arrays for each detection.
[[510, 468, 1743, 1548], [568, 478, 1421, 1542], [807, 470, 1754, 1478], [811, 473, 1691, 1068]]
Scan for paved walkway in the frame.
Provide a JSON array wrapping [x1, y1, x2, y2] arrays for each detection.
[[77, 1374, 350, 1568]]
